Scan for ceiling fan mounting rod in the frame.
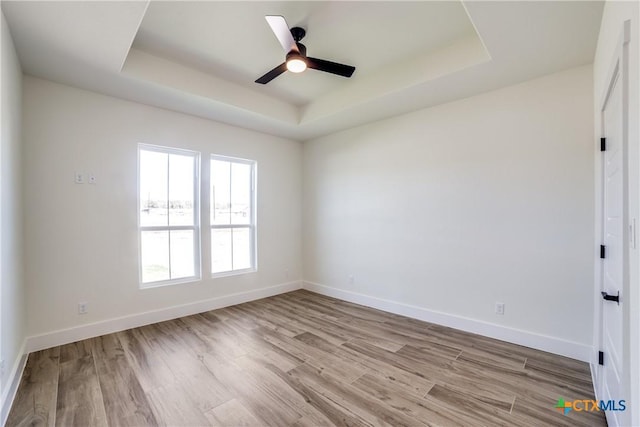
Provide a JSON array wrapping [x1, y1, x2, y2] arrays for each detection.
[[290, 27, 306, 42], [291, 43, 307, 57]]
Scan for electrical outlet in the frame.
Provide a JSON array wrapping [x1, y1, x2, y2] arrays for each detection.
[[495, 302, 505, 315], [74, 172, 85, 184], [348, 275, 354, 284], [78, 302, 88, 315], [88, 174, 96, 184], [285, 269, 290, 279]]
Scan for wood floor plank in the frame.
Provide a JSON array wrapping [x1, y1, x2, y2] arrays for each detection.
[[204, 398, 261, 426], [141, 322, 234, 414], [428, 323, 550, 366], [351, 374, 450, 418], [233, 302, 305, 337], [258, 298, 351, 346], [524, 354, 592, 381], [55, 355, 107, 427], [346, 338, 517, 412], [198, 352, 302, 426], [220, 318, 305, 371], [511, 396, 606, 427], [265, 363, 372, 427], [342, 339, 447, 382], [396, 343, 461, 366], [295, 331, 337, 353], [289, 309, 408, 353], [116, 328, 177, 392], [6, 348, 60, 427], [233, 354, 343, 424], [58, 340, 92, 364], [91, 334, 157, 426], [333, 345, 435, 399], [178, 314, 249, 358], [257, 326, 368, 383], [425, 383, 515, 426], [454, 350, 594, 400], [290, 363, 427, 427], [456, 348, 526, 370], [351, 373, 476, 427], [336, 314, 463, 357], [7, 290, 604, 427], [279, 294, 358, 323], [215, 305, 262, 331], [145, 384, 211, 427]]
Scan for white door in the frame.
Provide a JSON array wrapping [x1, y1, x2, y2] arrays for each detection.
[[599, 37, 627, 427]]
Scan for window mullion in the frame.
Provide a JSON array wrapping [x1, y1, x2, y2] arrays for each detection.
[[194, 155, 200, 278], [229, 163, 234, 270], [166, 154, 172, 279], [141, 225, 195, 232]]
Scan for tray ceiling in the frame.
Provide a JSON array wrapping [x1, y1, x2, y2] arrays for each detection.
[[1, 1, 604, 140]]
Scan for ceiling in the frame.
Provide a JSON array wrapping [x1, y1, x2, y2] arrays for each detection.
[[2, 1, 604, 141]]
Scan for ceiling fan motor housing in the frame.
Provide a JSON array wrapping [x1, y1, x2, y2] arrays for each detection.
[[290, 27, 306, 42]]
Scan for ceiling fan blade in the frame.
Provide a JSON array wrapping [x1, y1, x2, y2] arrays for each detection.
[[255, 63, 288, 84], [265, 15, 298, 53], [306, 57, 355, 78]]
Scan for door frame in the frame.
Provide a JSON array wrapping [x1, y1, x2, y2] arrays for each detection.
[[593, 20, 631, 427]]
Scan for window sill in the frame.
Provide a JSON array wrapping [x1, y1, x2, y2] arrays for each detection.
[[211, 268, 257, 279], [139, 276, 201, 290]]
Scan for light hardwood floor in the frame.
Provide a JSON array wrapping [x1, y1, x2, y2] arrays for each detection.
[[7, 290, 605, 426]]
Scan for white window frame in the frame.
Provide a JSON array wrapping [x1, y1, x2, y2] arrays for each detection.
[[138, 144, 201, 288], [210, 154, 257, 278]]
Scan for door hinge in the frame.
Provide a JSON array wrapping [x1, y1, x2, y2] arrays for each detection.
[[601, 137, 606, 152], [600, 245, 606, 259], [599, 351, 604, 365]]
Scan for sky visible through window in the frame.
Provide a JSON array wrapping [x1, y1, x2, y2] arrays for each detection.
[[140, 150, 194, 226]]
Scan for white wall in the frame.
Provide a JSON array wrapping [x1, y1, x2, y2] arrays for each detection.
[[0, 10, 26, 423], [23, 77, 302, 341], [593, 1, 639, 425], [303, 65, 594, 359]]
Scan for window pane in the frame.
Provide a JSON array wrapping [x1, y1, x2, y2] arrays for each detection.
[[211, 160, 231, 225], [232, 227, 251, 270], [141, 230, 169, 283], [170, 230, 195, 279], [231, 163, 251, 225], [212, 228, 232, 273], [169, 154, 195, 226], [140, 150, 168, 227]]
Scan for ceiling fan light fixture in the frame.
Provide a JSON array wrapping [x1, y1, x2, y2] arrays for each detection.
[[286, 55, 307, 73]]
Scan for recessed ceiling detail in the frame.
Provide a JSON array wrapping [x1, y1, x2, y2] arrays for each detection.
[[2, 1, 604, 140], [129, 1, 481, 106]]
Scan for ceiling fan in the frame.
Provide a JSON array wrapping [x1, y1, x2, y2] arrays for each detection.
[[255, 15, 356, 84]]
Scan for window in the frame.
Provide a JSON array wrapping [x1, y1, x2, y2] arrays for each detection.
[[138, 144, 200, 287], [210, 155, 256, 276]]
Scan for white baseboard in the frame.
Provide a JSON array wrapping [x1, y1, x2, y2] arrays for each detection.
[[1, 339, 27, 427], [26, 281, 302, 353], [303, 281, 592, 362]]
